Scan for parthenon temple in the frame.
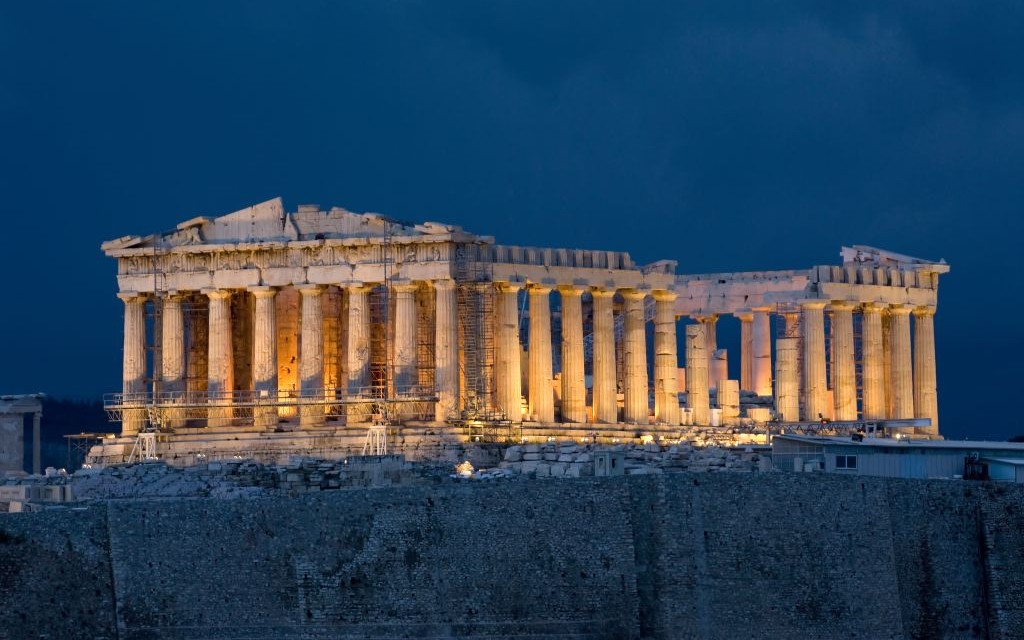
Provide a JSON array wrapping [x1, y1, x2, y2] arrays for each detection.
[[101, 198, 948, 449]]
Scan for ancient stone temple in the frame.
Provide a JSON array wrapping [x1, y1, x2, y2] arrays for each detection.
[[101, 198, 948, 450]]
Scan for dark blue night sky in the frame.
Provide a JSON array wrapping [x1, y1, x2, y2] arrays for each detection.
[[1, 2, 1021, 439]]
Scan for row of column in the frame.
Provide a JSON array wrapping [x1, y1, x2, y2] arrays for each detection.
[[774, 301, 938, 434], [493, 284, 680, 425], [120, 281, 460, 435]]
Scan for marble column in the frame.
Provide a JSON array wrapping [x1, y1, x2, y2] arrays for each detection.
[[860, 303, 886, 420], [161, 293, 186, 428], [882, 312, 893, 418], [559, 286, 587, 423], [392, 283, 419, 392], [119, 293, 147, 435], [186, 295, 208, 395], [801, 301, 828, 421], [752, 309, 773, 397], [206, 290, 234, 427], [494, 282, 523, 420], [251, 287, 278, 429], [775, 337, 800, 422], [913, 307, 939, 435], [347, 285, 372, 394], [653, 291, 680, 425], [830, 302, 857, 421], [32, 412, 41, 475], [299, 286, 324, 427], [737, 312, 754, 392], [591, 288, 618, 424], [434, 280, 459, 422], [693, 314, 718, 355], [685, 324, 709, 425], [622, 291, 649, 424], [527, 285, 554, 423], [889, 304, 915, 420], [161, 294, 186, 395]]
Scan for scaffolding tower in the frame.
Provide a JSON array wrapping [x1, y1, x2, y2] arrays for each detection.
[[454, 242, 496, 421]]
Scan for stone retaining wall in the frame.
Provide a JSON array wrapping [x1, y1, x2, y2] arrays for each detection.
[[2, 474, 1023, 639]]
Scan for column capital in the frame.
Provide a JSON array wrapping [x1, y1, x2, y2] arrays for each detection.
[[799, 300, 828, 310], [652, 289, 677, 303], [734, 312, 754, 322], [433, 279, 457, 291], [494, 280, 523, 293], [345, 282, 376, 294], [391, 282, 419, 294], [829, 301, 857, 312], [750, 305, 774, 314], [297, 284, 325, 296], [202, 289, 232, 300], [590, 287, 615, 299], [888, 303, 914, 316], [861, 302, 884, 314], [620, 289, 649, 301], [557, 284, 586, 297], [159, 291, 185, 301], [117, 292, 146, 303], [691, 313, 718, 323], [913, 306, 936, 317], [528, 283, 552, 294], [248, 285, 278, 298]]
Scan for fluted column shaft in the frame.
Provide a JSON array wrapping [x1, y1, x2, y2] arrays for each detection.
[[591, 289, 617, 424], [775, 337, 800, 422], [494, 283, 523, 420], [347, 285, 372, 394], [527, 285, 554, 423], [889, 305, 915, 420], [392, 283, 418, 391], [622, 291, 649, 424], [251, 287, 278, 429], [861, 304, 886, 420], [434, 281, 459, 422], [913, 307, 939, 435], [120, 293, 147, 436], [559, 287, 586, 423], [653, 291, 680, 425], [752, 310, 773, 396], [161, 295, 186, 394], [801, 301, 828, 421], [685, 324, 709, 425], [737, 313, 754, 392], [206, 290, 234, 427], [693, 314, 718, 355], [299, 286, 324, 427], [830, 302, 857, 421]]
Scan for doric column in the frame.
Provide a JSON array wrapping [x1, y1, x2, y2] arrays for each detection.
[[860, 303, 886, 420], [527, 285, 554, 423], [205, 289, 234, 427], [160, 293, 187, 428], [299, 285, 324, 427], [186, 295, 208, 396], [775, 337, 800, 422], [161, 294, 186, 395], [830, 302, 857, 421], [653, 291, 680, 425], [591, 288, 618, 424], [559, 286, 586, 423], [882, 311, 893, 417], [913, 307, 939, 435], [693, 314, 718, 355], [493, 282, 523, 421], [622, 290, 649, 424], [392, 282, 418, 391], [32, 412, 41, 475], [119, 293, 147, 436], [801, 301, 828, 421], [889, 304, 915, 420], [251, 287, 278, 429], [347, 285, 373, 394], [737, 312, 754, 392], [434, 280, 459, 422], [752, 309, 773, 396], [685, 324, 709, 425]]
